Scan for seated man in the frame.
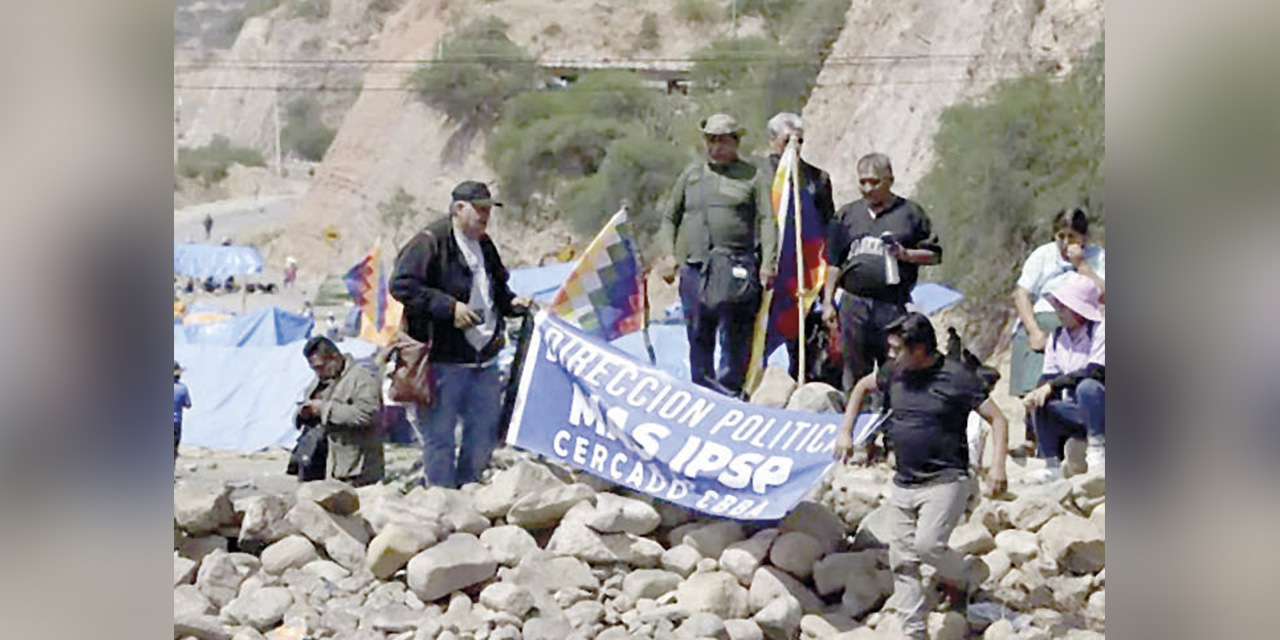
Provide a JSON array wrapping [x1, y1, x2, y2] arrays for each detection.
[[295, 337, 385, 486], [1023, 272, 1105, 482]]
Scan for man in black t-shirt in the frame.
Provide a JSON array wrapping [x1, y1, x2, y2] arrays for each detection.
[[822, 153, 941, 392], [835, 313, 1008, 640]]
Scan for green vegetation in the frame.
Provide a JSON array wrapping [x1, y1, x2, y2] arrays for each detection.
[[407, 18, 537, 132], [281, 96, 337, 162], [201, 0, 284, 49], [377, 187, 423, 246], [175, 135, 267, 186], [916, 40, 1105, 356], [487, 72, 692, 244], [674, 0, 721, 24]]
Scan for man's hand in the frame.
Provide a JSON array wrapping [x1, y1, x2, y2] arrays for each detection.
[[654, 254, 678, 284], [298, 400, 321, 419], [885, 240, 903, 259], [1023, 384, 1053, 410], [1065, 243, 1086, 268], [833, 431, 854, 463], [760, 265, 776, 289], [453, 302, 483, 329], [985, 467, 1008, 498], [1028, 327, 1048, 352]]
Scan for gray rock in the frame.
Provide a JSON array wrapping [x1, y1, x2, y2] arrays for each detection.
[[676, 571, 749, 619], [981, 548, 1013, 585], [1089, 503, 1105, 535], [724, 618, 765, 640], [474, 460, 567, 518], [850, 504, 895, 550], [491, 624, 523, 640], [567, 600, 605, 629], [950, 522, 997, 556], [752, 595, 801, 640], [223, 586, 293, 630], [623, 569, 683, 601], [176, 535, 228, 562], [812, 550, 882, 596], [677, 611, 729, 639], [367, 604, 424, 633], [769, 532, 822, 580], [195, 550, 260, 608], [677, 522, 746, 559], [719, 529, 779, 586], [750, 366, 796, 407], [994, 530, 1039, 565], [406, 533, 498, 602], [1038, 514, 1105, 574], [781, 502, 846, 556], [927, 611, 967, 640], [587, 492, 662, 535], [508, 484, 597, 530], [523, 616, 575, 640], [174, 481, 235, 536], [174, 584, 216, 618], [414, 486, 491, 535], [748, 567, 823, 615], [655, 501, 696, 528], [969, 500, 1010, 535], [366, 522, 438, 580], [785, 382, 844, 413], [480, 525, 541, 566], [230, 629, 267, 640], [260, 535, 319, 575], [826, 474, 883, 532], [546, 523, 663, 567], [798, 613, 858, 639], [173, 613, 232, 640], [235, 494, 296, 553], [303, 559, 351, 582], [286, 499, 371, 572], [297, 479, 361, 515], [1006, 494, 1064, 532], [320, 605, 361, 636], [176, 554, 199, 586], [661, 545, 702, 577], [480, 582, 535, 618]]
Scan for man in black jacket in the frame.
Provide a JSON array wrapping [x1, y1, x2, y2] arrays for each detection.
[[390, 181, 530, 488]]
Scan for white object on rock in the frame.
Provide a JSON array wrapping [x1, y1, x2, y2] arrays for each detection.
[[406, 533, 498, 602], [260, 535, 320, 575], [366, 522, 437, 580]]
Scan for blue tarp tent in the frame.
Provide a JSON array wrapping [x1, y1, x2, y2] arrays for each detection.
[[174, 243, 265, 280], [176, 306, 313, 347], [507, 262, 574, 304]]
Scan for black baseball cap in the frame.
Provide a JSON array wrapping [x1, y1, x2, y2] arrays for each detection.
[[451, 181, 503, 207]]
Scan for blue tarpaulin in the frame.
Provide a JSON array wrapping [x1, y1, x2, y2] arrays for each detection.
[[176, 306, 313, 347], [174, 243, 265, 280]]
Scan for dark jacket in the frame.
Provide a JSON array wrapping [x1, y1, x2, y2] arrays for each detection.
[[390, 218, 517, 364], [295, 354, 384, 486], [767, 153, 836, 225]]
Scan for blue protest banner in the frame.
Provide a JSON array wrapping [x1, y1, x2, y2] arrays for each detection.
[[507, 312, 878, 520]]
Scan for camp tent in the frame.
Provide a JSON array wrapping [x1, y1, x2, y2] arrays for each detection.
[[174, 243, 265, 280]]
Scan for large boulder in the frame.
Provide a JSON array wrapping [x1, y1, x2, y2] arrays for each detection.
[[174, 584, 215, 619], [749, 567, 824, 615], [798, 613, 859, 639], [586, 492, 662, 535], [676, 571, 750, 619], [753, 595, 802, 640], [750, 366, 796, 407], [259, 535, 319, 575], [365, 522, 438, 580], [1007, 493, 1065, 532], [480, 582, 535, 618], [473, 460, 567, 518], [412, 486, 490, 535], [175, 554, 198, 586], [676, 521, 746, 559], [406, 533, 497, 602], [1038, 514, 1105, 574], [662, 544, 703, 577], [174, 481, 235, 536], [720, 529, 780, 586], [547, 523, 664, 567], [623, 569, 683, 601], [949, 522, 997, 556], [480, 525, 541, 566], [785, 383, 844, 413], [994, 530, 1039, 565], [725, 618, 766, 640], [222, 586, 293, 631], [235, 494, 297, 553], [285, 500, 370, 572], [507, 484, 596, 530], [296, 479, 360, 515], [769, 532, 823, 580], [827, 474, 883, 531], [781, 502, 846, 555], [194, 550, 259, 608], [850, 504, 895, 550], [813, 551, 882, 597]]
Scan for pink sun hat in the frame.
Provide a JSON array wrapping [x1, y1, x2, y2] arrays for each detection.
[[1046, 272, 1103, 322]]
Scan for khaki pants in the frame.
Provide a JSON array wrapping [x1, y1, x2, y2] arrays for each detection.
[[886, 478, 972, 639]]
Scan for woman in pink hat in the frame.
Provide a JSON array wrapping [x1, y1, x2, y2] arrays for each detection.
[[1023, 271, 1105, 483]]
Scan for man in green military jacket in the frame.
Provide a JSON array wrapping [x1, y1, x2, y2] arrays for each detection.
[[296, 336, 385, 486]]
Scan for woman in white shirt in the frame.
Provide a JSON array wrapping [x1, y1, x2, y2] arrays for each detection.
[[1010, 208, 1105, 397]]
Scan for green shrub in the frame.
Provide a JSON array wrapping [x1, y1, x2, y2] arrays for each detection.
[[377, 187, 422, 245], [407, 18, 537, 132], [281, 96, 336, 161], [689, 37, 810, 147], [637, 12, 660, 50], [675, 0, 721, 24], [915, 40, 1104, 356], [367, 0, 402, 14], [175, 135, 266, 186]]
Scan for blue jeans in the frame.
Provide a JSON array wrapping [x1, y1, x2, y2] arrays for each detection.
[[1033, 378, 1105, 460], [406, 362, 503, 488], [679, 263, 758, 397]]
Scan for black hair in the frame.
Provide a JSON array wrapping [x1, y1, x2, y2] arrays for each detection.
[[885, 312, 937, 353], [1051, 208, 1089, 236], [303, 336, 339, 358]]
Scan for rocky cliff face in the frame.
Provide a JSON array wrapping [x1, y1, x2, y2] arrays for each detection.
[[801, 0, 1103, 205]]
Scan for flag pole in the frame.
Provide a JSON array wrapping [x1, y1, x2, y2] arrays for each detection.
[[622, 200, 657, 366], [789, 136, 807, 385]]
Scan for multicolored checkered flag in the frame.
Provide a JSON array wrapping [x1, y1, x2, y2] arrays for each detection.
[[548, 206, 646, 342]]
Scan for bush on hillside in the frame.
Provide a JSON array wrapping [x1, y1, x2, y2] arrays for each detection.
[[175, 135, 267, 186], [408, 18, 537, 132], [916, 40, 1105, 357], [674, 0, 721, 24], [292, 0, 329, 20], [377, 187, 424, 246], [637, 12, 660, 51], [689, 37, 810, 147], [281, 96, 337, 161]]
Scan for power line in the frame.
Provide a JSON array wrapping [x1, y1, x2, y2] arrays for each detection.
[[173, 75, 1043, 92]]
